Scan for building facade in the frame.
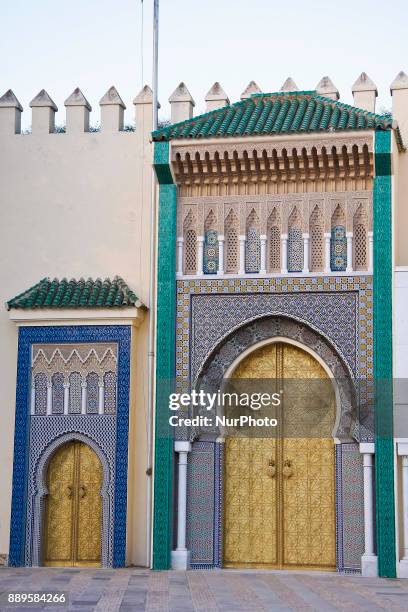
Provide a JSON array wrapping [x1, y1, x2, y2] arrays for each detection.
[[1, 69, 408, 578], [151, 75, 404, 578]]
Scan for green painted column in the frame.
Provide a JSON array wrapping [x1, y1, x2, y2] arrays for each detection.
[[152, 141, 176, 569], [373, 129, 396, 578]]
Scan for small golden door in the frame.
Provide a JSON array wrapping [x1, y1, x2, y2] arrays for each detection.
[[43, 441, 102, 567]]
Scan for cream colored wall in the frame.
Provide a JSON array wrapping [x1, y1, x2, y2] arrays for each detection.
[[126, 320, 150, 567], [392, 86, 408, 267], [394, 144, 408, 267], [0, 92, 153, 565]]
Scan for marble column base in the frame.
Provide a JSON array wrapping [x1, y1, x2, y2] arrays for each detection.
[[398, 558, 408, 578], [171, 549, 191, 570], [361, 553, 378, 577]]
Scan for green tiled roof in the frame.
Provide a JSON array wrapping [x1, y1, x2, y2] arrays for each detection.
[[153, 91, 394, 141], [7, 277, 143, 310]]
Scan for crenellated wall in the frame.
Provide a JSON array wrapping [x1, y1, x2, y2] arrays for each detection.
[[0, 84, 154, 566]]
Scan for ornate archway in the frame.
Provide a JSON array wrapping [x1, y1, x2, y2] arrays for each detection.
[[195, 315, 357, 442], [43, 440, 103, 567]]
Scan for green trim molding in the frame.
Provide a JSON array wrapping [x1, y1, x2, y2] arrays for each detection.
[[373, 129, 396, 578], [152, 141, 176, 569]]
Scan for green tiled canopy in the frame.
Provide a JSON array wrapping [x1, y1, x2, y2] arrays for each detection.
[[7, 276, 142, 309], [153, 91, 394, 141]]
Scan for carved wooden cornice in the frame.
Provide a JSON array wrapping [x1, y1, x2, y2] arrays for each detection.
[[170, 134, 373, 196]]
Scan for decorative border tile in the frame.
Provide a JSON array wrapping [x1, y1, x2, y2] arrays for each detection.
[[336, 443, 365, 571]]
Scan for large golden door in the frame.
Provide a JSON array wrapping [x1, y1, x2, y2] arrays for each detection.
[[223, 342, 336, 570], [43, 441, 102, 567]]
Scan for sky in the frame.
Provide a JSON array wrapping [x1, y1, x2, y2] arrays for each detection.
[[1, 0, 407, 129]]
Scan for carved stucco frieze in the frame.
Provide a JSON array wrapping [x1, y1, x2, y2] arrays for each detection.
[[32, 343, 118, 383], [178, 191, 372, 236]]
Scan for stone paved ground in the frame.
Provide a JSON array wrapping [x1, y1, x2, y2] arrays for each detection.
[[1, 568, 408, 612]]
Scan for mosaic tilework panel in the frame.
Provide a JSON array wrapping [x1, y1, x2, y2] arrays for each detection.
[[26, 415, 116, 567], [192, 292, 357, 379], [288, 227, 303, 272], [176, 277, 372, 386], [8, 325, 131, 569], [336, 443, 365, 571], [245, 228, 261, 273], [331, 226, 347, 271], [187, 441, 216, 567], [214, 441, 224, 568], [203, 230, 219, 274]]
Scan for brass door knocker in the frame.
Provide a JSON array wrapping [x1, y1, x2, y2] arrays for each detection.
[[267, 459, 276, 478], [283, 459, 293, 479], [66, 485, 73, 498], [79, 485, 87, 499]]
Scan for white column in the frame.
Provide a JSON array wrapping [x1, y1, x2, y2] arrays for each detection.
[[402, 457, 408, 559], [239, 235, 246, 274], [324, 232, 331, 273], [176, 237, 184, 277], [260, 234, 267, 274], [63, 382, 70, 415], [397, 443, 408, 577], [346, 231, 353, 273], [368, 231, 373, 273], [302, 233, 310, 274], [81, 381, 87, 415], [30, 383, 36, 416], [360, 442, 378, 576], [281, 233, 288, 274], [46, 381, 52, 416], [98, 383, 104, 415], [171, 441, 192, 570], [217, 235, 225, 275], [197, 236, 204, 276]]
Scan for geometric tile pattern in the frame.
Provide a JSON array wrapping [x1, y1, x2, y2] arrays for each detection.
[[336, 443, 365, 572], [287, 227, 303, 272], [8, 325, 131, 568], [331, 226, 347, 271], [187, 440, 224, 569], [245, 228, 261, 273], [176, 276, 372, 385], [203, 230, 219, 274], [187, 441, 215, 567]]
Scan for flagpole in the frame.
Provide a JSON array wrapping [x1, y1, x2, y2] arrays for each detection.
[[152, 0, 159, 130], [147, 0, 159, 568]]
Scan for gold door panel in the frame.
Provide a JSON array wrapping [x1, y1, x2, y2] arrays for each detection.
[[282, 437, 335, 569], [223, 341, 336, 570], [43, 442, 76, 565], [224, 437, 277, 567], [44, 441, 102, 567], [76, 443, 103, 565]]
